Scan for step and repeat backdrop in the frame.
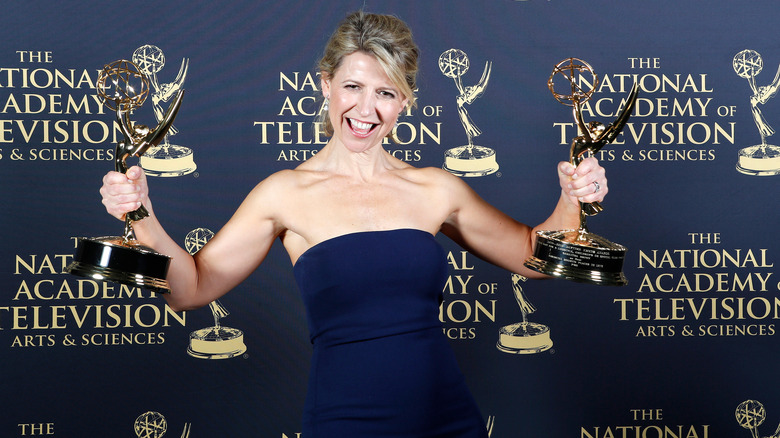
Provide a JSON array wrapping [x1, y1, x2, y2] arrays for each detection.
[[2, 0, 779, 437]]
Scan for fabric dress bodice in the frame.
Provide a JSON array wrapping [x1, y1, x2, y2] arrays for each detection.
[[293, 229, 488, 438]]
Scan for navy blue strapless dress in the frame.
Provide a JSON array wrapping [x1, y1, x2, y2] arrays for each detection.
[[293, 229, 488, 437]]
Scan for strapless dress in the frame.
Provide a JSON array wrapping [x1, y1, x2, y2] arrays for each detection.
[[293, 229, 488, 437]]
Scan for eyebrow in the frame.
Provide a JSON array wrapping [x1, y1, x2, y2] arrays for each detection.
[[339, 76, 398, 90]]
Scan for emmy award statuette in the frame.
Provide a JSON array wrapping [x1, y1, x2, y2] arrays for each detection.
[[497, 274, 553, 354], [524, 58, 639, 286], [439, 49, 498, 177], [733, 49, 780, 176], [183, 228, 247, 359], [66, 60, 184, 293], [132, 44, 197, 177]]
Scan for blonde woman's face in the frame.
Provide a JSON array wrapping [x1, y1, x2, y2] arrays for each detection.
[[322, 52, 408, 153]]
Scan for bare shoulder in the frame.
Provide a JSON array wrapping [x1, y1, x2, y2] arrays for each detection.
[[234, 169, 320, 228], [397, 166, 477, 200], [245, 168, 319, 200], [396, 165, 462, 185]]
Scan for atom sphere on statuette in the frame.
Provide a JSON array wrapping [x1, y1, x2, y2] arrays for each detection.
[[132, 44, 166, 76], [96, 60, 150, 112], [733, 49, 763, 79], [439, 48, 470, 79]]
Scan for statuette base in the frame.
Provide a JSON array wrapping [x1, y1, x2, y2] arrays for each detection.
[[524, 229, 627, 286], [66, 236, 171, 293], [443, 145, 498, 177], [736, 144, 780, 176], [187, 326, 247, 359], [140, 145, 197, 177], [496, 322, 553, 354]]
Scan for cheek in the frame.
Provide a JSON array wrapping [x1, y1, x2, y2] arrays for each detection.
[[331, 95, 354, 114], [380, 104, 403, 121]]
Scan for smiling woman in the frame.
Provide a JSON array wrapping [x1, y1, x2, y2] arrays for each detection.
[[98, 9, 609, 438], [320, 51, 408, 153], [316, 11, 418, 141]]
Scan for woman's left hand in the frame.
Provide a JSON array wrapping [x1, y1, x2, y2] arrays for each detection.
[[557, 156, 607, 205]]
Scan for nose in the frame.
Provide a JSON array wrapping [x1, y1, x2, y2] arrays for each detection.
[[356, 91, 376, 117]]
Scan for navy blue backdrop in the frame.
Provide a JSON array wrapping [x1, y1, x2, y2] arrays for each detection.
[[2, 1, 779, 437]]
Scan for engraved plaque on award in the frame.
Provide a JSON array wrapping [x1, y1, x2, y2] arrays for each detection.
[[524, 58, 638, 286], [66, 60, 184, 293]]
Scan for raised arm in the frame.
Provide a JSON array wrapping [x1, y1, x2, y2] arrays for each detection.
[[100, 165, 286, 310], [440, 157, 607, 278]]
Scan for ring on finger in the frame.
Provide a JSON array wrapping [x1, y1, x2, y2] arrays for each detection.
[[593, 181, 600, 193]]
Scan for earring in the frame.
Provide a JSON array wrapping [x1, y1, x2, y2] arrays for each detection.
[[323, 97, 329, 111]]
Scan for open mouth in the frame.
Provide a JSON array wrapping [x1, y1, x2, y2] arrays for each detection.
[[348, 118, 378, 137]]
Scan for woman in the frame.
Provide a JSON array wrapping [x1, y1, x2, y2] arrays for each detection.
[[101, 11, 607, 437]]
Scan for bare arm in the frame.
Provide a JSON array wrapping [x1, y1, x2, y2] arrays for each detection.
[[440, 157, 607, 278], [100, 166, 287, 311]]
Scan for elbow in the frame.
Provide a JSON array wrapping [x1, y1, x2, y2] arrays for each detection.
[[162, 294, 206, 313], [166, 302, 192, 313]]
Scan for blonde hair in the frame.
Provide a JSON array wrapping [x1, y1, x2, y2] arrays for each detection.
[[318, 11, 419, 138]]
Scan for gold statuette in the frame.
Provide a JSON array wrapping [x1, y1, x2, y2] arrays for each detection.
[[524, 58, 638, 286], [66, 60, 184, 293]]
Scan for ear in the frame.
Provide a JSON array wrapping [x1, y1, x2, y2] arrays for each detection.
[[320, 73, 331, 98]]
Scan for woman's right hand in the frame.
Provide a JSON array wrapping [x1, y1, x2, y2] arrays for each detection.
[[99, 165, 150, 221]]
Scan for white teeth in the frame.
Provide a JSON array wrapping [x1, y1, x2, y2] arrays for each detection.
[[350, 119, 373, 131]]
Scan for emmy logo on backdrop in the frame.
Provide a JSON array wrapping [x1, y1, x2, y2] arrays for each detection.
[[496, 274, 553, 354], [439, 49, 498, 177], [523, 58, 638, 286], [132, 45, 196, 177], [736, 400, 780, 438], [133, 411, 191, 438], [66, 60, 184, 293], [733, 49, 780, 176], [184, 228, 247, 359]]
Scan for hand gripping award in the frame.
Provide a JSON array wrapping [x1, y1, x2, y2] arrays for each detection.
[[66, 60, 184, 293], [524, 58, 638, 286]]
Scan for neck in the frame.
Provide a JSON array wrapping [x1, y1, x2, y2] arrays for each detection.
[[315, 137, 398, 179]]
